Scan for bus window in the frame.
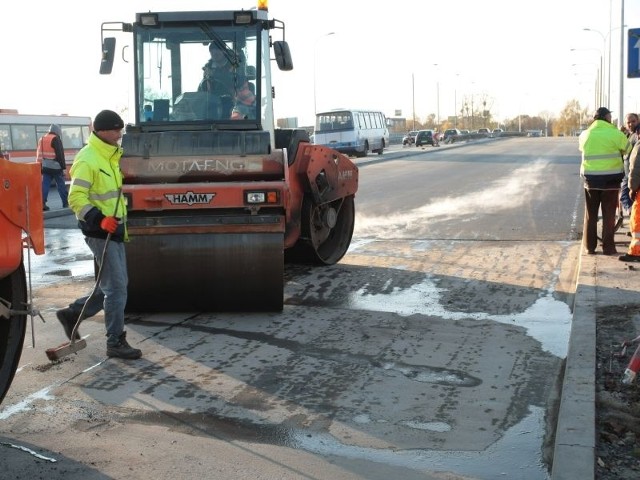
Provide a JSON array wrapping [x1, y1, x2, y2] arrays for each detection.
[[36, 125, 49, 141], [62, 126, 84, 148], [82, 126, 90, 145], [0, 125, 11, 150], [12, 125, 37, 151]]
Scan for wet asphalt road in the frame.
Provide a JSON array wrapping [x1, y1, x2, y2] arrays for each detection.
[[0, 137, 582, 479]]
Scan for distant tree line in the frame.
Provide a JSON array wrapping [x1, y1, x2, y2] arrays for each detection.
[[394, 98, 599, 137]]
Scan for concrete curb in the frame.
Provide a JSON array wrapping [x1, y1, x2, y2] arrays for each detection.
[[43, 206, 72, 220], [551, 254, 596, 479]]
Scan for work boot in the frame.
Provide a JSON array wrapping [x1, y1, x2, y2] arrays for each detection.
[[56, 308, 80, 340], [619, 254, 640, 263], [43, 204, 50, 211], [106, 332, 142, 359]]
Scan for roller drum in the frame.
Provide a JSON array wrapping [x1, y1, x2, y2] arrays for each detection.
[[125, 232, 284, 312]]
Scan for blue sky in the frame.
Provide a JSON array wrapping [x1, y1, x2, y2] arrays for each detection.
[[1, 0, 638, 126]]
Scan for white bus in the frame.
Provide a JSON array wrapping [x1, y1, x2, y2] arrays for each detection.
[[0, 110, 91, 178], [313, 109, 389, 157]]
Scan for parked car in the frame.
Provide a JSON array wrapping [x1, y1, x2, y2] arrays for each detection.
[[402, 131, 418, 146], [443, 128, 461, 143], [491, 128, 503, 137], [477, 128, 490, 136], [415, 129, 439, 147]]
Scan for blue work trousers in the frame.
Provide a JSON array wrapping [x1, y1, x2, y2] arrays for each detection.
[[68, 290, 105, 320], [84, 237, 128, 346]]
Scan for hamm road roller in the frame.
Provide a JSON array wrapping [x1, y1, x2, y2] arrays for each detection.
[[99, 3, 359, 312]]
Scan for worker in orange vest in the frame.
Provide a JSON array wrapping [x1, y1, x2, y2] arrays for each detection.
[[37, 124, 68, 211], [620, 140, 640, 262]]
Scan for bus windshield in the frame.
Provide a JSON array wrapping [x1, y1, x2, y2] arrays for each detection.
[[316, 112, 354, 132]]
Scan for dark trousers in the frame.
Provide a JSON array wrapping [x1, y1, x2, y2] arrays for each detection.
[[583, 188, 619, 253], [42, 170, 68, 207]]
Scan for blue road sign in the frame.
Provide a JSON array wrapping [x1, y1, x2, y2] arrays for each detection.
[[629, 28, 640, 78]]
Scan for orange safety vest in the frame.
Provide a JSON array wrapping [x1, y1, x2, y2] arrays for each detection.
[[628, 190, 640, 256], [36, 133, 57, 162]]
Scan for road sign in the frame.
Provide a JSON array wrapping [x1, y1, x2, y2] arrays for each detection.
[[629, 28, 640, 78]]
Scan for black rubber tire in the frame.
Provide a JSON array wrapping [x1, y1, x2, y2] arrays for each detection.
[[0, 263, 27, 404], [285, 195, 355, 265], [357, 141, 369, 158]]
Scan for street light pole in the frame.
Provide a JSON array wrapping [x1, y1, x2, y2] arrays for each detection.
[[619, 0, 625, 126], [454, 73, 460, 128], [433, 64, 440, 129], [412, 73, 415, 130], [584, 19, 628, 119], [470, 82, 475, 130], [454, 88, 457, 128], [471, 94, 474, 130], [573, 63, 601, 106], [571, 47, 604, 106], [436, 81, 440, 129], [575, 77, 596, 111], [608, 0, 613, 107], [313, 32, 335, 116], [583, 29, 607, 105]]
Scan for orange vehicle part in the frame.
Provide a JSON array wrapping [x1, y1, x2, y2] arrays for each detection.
[[0, 155, 45, 404], [0, 156, 45, 277]]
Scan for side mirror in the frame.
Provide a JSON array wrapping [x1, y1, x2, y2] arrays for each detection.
[[273, 41, 293, 71], [99, 37, 116, 74]]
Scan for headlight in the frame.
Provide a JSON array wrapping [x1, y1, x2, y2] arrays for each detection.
[[245, 190, 279, 204]]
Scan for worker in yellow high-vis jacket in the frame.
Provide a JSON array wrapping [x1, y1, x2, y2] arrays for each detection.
[[63, 109, 142, 360], [578, 107, 631, 256]]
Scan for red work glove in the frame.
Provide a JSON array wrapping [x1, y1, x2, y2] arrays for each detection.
[[100, 216, 118, 234]]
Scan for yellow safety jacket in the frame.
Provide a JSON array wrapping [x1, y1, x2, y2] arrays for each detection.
[[68, 132, 127, 241], [579, 120, 630, 177]]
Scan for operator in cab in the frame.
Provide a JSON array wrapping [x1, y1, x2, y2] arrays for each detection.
[[197, 41, 256, 120]]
